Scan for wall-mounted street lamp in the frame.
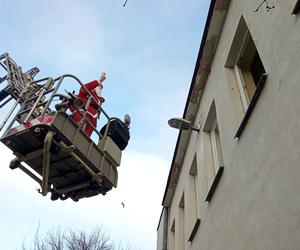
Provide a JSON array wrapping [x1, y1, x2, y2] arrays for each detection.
[[168, 117, 200, 132]]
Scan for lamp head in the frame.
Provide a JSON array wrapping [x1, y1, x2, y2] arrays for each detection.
[[168, 117, 200, 132]]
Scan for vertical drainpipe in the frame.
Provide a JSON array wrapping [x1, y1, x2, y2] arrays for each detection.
[[163, 207, 168, 250]]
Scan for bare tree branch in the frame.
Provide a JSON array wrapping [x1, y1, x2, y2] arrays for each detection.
[[21, 225, 132, 250]]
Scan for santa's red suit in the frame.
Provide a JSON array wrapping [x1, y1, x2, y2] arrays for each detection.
[[70, 80, 105, 137]]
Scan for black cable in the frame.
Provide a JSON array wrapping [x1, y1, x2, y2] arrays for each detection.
[[254, 0, 275, 12]]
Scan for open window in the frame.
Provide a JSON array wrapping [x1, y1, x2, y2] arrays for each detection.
[[234, 32, 266, 110], [202, 101, 224, 202], [226, 16, 268, 138], [210, 120, 224, 175], [187, 155, 201, 242]]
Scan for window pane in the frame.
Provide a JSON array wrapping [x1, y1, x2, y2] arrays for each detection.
[[237, 34, 266, 104], [214, 125, 224, 167], [211, 122, 224, 174]]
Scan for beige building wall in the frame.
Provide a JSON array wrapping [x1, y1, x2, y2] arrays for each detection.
[[157, 0, 300, 249]]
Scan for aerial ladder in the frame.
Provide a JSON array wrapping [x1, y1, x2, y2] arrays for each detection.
[[0, 53, 130, 201]]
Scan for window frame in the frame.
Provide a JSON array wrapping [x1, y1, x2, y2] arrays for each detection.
[[234, 30, 252, 110], [234, 64, 250, 110]]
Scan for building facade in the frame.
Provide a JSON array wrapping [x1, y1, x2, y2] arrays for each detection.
[[157, 0, 300, 249]]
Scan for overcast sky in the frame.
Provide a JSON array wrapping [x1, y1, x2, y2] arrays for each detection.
[[0, 0, 209, 249]]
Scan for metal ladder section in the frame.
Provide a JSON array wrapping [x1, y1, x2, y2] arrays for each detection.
[[0, 53, 41, 131], [0, 53, 39, 100]]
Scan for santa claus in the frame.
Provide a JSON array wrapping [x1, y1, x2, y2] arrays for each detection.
[[70, 73, 106, 137]]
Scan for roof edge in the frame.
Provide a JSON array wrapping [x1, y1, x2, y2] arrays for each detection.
[[161, 0, 231, 207], [161, 0, 217, 207]]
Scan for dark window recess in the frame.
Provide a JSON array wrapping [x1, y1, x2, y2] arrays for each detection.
[[250, 51, 266, 86], [292, 0, 300, 14]]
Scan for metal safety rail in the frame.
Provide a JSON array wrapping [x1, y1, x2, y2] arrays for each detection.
[[0, 53, 41, 131], [0, 72, 111, 143]]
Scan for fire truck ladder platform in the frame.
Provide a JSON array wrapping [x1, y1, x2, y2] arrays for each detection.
[[1, 111, 118, 202], [0, 53, 130, 202]]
